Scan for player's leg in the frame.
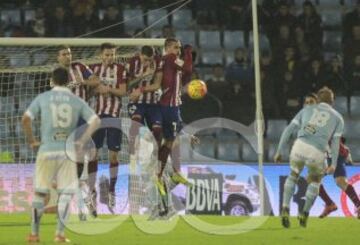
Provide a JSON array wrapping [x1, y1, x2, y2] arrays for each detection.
[[107, 125, 122, 212], [55, 158, 78, 243], [318, 183, 337, 218], [128, 104, 145, 164], [28, 154, 53, 242], [333, 163, 360, 218]]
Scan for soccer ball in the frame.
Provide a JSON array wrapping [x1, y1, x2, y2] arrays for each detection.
[[187, 79, 207, 100]]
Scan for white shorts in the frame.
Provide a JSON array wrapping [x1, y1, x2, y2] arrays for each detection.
[[34, 152, 78, 194], [289, 139, 325, 176]]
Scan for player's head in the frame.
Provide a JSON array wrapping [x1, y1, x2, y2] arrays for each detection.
[[51, 67, 69, 87], [304, 93, 318, 106], [164, 38, 181, 56], [317, 86, 335, 105], [140, 45, 154, 65], [57, 45, 72, 67], [100, 42, 116, 66]]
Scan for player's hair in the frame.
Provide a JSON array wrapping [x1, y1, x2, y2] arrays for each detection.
[[100, 42, 116, 51], [305, 92, 319, 102], [52, 67, 69, 86], [317, 86, 334, 104], [164, 38, 178, 49], [141, 45, 154, 57], [57, 45, 70, 54]]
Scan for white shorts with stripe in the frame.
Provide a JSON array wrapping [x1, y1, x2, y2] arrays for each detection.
[[289, 139, 326, 176], [34, 152, 78, 194]]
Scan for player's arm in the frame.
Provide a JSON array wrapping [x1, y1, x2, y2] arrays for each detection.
[[21, 97, 41, 149], [143, 71, 163, 92], [181, 45, 193, 85], [108, 66, 127, 97], [81, 63, 101, 87], [78, 102, 101, 145], [274, 110, 303, 162], [328, 118, 345, 173]]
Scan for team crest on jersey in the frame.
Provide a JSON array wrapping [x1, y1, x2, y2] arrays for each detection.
[[128, 104, 137, 115]]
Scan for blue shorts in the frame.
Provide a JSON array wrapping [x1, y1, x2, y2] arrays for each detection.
[[160, 106, 182, 140], [327, 156, 347, 178], [92, 114, 122, 152], [128, 103, 162, 128]]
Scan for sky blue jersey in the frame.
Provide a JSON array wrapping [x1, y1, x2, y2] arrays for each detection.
[[25, 86, 97, 154], [277, 103, 344, 167]]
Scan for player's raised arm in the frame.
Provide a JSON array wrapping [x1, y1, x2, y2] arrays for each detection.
[[274, 110, 303, 162]]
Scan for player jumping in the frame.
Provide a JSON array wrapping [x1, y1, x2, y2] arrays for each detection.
[[274, 87, 344, 228], [23, 67, 100, 243]]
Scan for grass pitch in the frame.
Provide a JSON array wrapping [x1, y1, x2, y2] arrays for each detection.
[[0, 214, 358, 245]]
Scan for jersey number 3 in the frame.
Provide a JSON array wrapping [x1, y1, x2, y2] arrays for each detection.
[[50, 103, 72, 128]]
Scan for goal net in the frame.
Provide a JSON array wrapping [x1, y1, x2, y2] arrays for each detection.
[[0, 37, 164, 215]]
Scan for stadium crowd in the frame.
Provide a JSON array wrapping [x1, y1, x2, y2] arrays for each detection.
[[1, 0, 359, 124]]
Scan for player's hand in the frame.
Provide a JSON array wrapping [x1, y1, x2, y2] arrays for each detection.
[[190, 135, 200, 148], [274, 153, 282, 163], [326, 166, 335, 175], [29, 140, 40, 150], [129, 88, 142, 101], [95, 84, 109, 95]]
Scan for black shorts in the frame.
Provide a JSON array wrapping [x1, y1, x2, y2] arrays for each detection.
[[92, 114, 122, 152]]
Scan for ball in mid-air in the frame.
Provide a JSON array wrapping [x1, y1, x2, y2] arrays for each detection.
[[187, 79, 207, 100]]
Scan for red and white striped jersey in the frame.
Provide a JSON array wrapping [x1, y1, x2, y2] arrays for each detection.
[[67, 62, 93, 102], [90, 63, 126, 117], [160, 54, 183, 107], [127, 55, 163, 104]]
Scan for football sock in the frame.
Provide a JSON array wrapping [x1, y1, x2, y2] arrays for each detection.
[[282, 175, 298, 208], [303, 182, 320, 213], [88, 160, 98, 193], [109, 162, 119, 193], [56, 194, 72, 237], [170, 143, 181, 173], [345, 184, 360, 208], [319, 184, 335, 206], [158, 145, 171, 178], [31, 194, 45, 235]]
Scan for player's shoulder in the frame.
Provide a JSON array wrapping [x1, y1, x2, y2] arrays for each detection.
[[71, 61, 90, 70], [318, 103, 344, 121], [163, 53, 177, 60]]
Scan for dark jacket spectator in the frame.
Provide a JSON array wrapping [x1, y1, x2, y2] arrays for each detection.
[[266, 2, 297, 40], [72, 4, 99, 36], [271, 25, 296, 62], [297, 1, 323, 54], [342, 1, 360, 43], [324, 56, 347, 94], [343, 25, 360, 70], [98, 5, 126, 37], [347, 55, 360, 93], [304, 58, 328, 92], [45, 6, 73, 37]]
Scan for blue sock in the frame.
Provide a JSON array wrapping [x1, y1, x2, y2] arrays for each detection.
[[31, 194, 45, 235], [282, 175, 298, 209], [303, 182, 320, 213], [56, 194, 72, 236]]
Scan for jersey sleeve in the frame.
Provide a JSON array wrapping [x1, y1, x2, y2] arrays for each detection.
[[333, 116, 344, 138], [24, 96, 41, 120], [165, 54, 183, 69], [79, 63, 93, 79]]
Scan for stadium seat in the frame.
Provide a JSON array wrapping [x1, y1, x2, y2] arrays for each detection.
[[248, 33, 271, 52], [0, 9, 21, 25], [175, 30, 196, 47], [241, 141, 258, 162], [267, 141, 290, 162], [192, 135, 216, 161], [319, 0, 341, 8], [323, 31, 342, 52], [199, 31, 221, 50], [322, 10, 342, 29], [9, 53, 31, 67], [123, 9, 145, 32], [225, 51, 234, 65], [266, 120, 288, 140], [333, 96, 348, 115], [223, 31, 245, 50], [147, 9, 169, 29], [201, 50, 224, 65], [32, 51, 49, 66], [343, 120, 360, 140], [24, 9, 35, 23], [172, 9, 193, 29], [350, 96, 360, 117], [217, 140, 240, 162]]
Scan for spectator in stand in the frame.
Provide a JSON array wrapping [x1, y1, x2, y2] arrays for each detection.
[[343, 25, 360, 71], [297, 1, 323, 56], [225, 48, 254, 98], [206, 64, 226, 84], [159, 25, 175, 38], [347, 55, 360, 94], [72, 4, 100, 36], [304, 58, 328, 92], [266, 1, 297, 41], [45, 5, 74, 37], [279, 71, 302, 119], [324, 56, 347, 94], [342, 0, 360, 43], [221, 0, 252, 31], [193, 0, 220, 28], [98, 5, 126, 37], [25, 8, 46, 37], [271, 25, 296, 62]]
